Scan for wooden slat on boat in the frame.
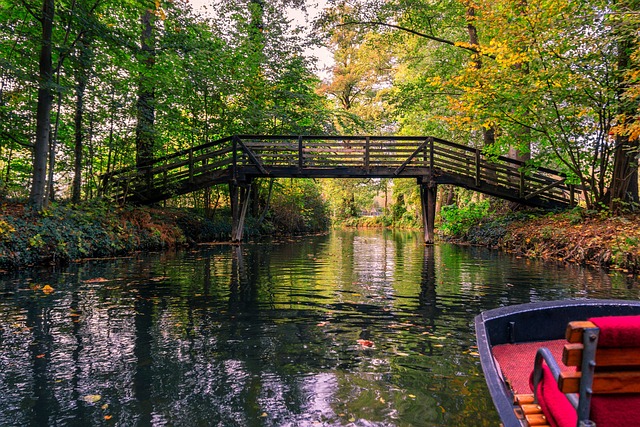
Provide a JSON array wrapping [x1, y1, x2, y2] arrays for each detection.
[[559, 370, 640, 394], [563, 342, 640, 367], [565, 320, 597, 343], [514, 394, 550, 427]]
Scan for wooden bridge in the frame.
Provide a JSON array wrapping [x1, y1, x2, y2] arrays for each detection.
[[101, 135, 578, 244]]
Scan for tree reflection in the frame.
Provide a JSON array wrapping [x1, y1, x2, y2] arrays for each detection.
[[0, 233, 638, 426]]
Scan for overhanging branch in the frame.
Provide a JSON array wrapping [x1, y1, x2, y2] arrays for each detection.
[[338, 20, 488, 57]]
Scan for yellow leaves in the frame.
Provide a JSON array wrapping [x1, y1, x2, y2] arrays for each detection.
[[454, 41, 476, 50], [154, 0, 167, 20], [42, 285, 54, 294]]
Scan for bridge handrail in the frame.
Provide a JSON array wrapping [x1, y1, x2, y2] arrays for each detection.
[[101, 134, 578, 208]]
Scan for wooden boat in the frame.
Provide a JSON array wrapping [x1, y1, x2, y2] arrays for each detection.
[[475, 299, 640, 427]]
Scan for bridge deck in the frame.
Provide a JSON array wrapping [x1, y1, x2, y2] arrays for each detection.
[[101, 135, 577, 209]]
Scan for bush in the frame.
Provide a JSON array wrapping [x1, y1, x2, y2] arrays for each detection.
[[439, 200, 491, 238]]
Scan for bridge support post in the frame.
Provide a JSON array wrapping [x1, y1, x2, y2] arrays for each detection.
[[420, 180, 437, 245], [230, 182, 251, 243]]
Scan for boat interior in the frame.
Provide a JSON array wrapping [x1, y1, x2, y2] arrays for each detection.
[[492, 314, 640, 427]]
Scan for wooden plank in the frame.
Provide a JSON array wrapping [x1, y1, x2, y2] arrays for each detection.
[[525, 414, 549, 426], [565, 321, 597, 343], [560, 371, 640, 393], [563, 343, 640, 367], [521, 404, 543, 415], [515, 394, 536, 405]]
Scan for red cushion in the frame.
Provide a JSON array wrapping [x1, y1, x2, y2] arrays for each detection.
[[530, 365, 577, 427], [589, 315, 640, 347], [590, 394, 640, 427]]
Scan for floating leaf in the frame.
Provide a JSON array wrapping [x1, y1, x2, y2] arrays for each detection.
[[36, 354, 45, 359], [104, 415, 112, 420], [42, 285, 54, 294], [408, 394, 416, 399], [357, 339, 374, 348], [83, 394, 102, 404], [84, 277, 108, 283]]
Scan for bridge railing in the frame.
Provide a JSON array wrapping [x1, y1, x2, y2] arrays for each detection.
[[101, 134, 576, 207], [238, 135, 575, 206], [101, 136, 236, 202]]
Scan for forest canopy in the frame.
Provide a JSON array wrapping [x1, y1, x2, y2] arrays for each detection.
[[0, 0, 638, 220]]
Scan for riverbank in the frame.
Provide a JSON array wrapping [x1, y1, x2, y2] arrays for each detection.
[[0, 201, 233, 270], [459, 210, 640, 274]]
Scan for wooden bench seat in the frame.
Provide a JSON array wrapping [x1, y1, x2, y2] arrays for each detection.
[[531, 316, 640, 427]]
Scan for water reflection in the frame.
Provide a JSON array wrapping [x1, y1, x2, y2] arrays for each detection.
[[0, 230, 637, 426]]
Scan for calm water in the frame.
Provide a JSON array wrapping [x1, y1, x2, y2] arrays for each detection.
[[1, 229, 638, 426]]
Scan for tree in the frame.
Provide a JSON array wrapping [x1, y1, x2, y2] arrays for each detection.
[[28, 0, 55, 210]]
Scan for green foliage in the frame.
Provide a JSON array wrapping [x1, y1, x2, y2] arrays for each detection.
[[0, 201, 234, 269], [268, 179, 330, 233], [439, 200, 491, 238]]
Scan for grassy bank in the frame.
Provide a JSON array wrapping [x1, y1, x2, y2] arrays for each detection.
[[448, 209, 640, 274], [0, 201, 232, 270]]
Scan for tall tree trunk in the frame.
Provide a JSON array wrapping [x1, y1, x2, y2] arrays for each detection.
[[608, 11, 639, 211], [29, 0, 55, 210], [46, 89, 62, 204], [135, 8, 156, 173], [72, 36, 91, 203], [465, 3, 495, 151], [465, 2, 496, 188]]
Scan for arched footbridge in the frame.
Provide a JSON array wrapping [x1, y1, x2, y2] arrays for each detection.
[[101, 135, 579, 243]]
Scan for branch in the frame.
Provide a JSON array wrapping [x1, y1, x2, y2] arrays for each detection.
[[1, 131, 34, 149], [19, 0, 41, 22], [338, 20, 485, 56]]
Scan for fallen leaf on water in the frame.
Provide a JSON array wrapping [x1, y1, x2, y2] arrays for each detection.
[[42, 285, 54, 294], [36, 354, 45, 358], [408, 394, 416, 399], [260, 413, 268, 418], [357, 339, 374, 348], [104, 415, 112, 420], [84, 277, 108, 283], [83, 394, 102, 404], [101, 404, 109, 410], [317, 321, 328, 327]]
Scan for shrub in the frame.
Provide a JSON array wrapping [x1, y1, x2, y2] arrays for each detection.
[[439, 200, 491, 238]]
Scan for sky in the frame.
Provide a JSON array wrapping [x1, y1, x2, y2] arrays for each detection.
[[188, 0, 334, 78]]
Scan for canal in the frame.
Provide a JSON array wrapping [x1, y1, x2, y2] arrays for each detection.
[[1, 229, 638, 426]]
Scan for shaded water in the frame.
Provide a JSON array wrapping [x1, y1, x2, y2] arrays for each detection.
[[1, 229, 638, 426]]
